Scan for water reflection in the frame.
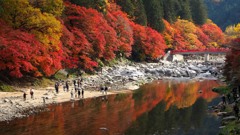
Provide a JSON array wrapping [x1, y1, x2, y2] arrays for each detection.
[[0, 80, 221, 135]]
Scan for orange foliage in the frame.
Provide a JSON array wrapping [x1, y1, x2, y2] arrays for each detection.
[[174, 19, 205, 50], [163, 20, 187, 50], [201, 20, 225, 48]]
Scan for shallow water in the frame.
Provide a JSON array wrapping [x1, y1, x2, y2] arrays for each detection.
[[0, 80, 222, 135]]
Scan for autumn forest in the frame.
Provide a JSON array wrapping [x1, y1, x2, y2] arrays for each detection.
[[0, 0, 233, 79]]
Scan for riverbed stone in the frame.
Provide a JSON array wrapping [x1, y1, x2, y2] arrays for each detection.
[[222, 116, 236, 121]]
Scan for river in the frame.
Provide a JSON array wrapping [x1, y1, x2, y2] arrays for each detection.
[[0, 80, 222, 135]]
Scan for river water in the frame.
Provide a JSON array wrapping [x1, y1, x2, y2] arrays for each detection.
[[0, 80, 222, 135]]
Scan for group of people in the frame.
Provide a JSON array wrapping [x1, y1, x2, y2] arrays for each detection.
[[100, 85, 108, 95], [54, 77, 85, 99], [22, 72, 111, 102], [72, 78, 84, 99], [23, 88, 34, 101]]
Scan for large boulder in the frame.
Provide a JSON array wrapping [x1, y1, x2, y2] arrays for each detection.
[[188, 65, 202, 73], [186, 69, 197, 77]]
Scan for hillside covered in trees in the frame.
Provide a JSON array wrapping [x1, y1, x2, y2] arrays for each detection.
[[0, 0, 225, 79], [205, 0, 240, 30]]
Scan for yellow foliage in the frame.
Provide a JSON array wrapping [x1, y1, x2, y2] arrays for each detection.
[[163, 33, 173, 48], [0, 0, 62, 49], [174, 19, 203, 49], [225, 23, 240, 38], [208, 42, 218, 48], [175, 19, 197, 33], [0, 0, 30, 28], [235, 23, 240, 32]]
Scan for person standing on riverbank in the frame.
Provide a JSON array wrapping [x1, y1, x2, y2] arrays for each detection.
[[233, 102, 239, 120], [66, 81, 69, 92], [73, 80, 77, 92], [222, 94, 226, 105], [104, 86, 108, 95], [30, 88, 34, 99], [82, 88, 84, 98], [227, 93, 231, 103], [232, 87, 238, 102], [73, 79, 76, 87], [23, 92, 27, 101], [55, 82, 59, 94], [100, 85, 104, 95], [78, 89, 81, 98], [77, 79, 81, 88], [71, 89, 74, 99]]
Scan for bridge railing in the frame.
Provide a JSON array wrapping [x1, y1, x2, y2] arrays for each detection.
[[171, 48, 230, 55]]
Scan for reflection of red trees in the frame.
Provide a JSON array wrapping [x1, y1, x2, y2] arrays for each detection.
[[2, 80, 221, 135]]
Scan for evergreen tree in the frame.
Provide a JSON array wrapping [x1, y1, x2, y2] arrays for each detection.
[[143, 0, 165, 32], [70, 0, 94, 8], [116, 0, 135, 17], [177, 0, 192, 21], [116, 0, 147, 26], [190, 0, 207, 25], [133, 0, 147, 26], [70, 0, 107, 13], [163, 0, 176, 24]]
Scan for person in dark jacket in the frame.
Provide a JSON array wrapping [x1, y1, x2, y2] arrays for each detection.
[[30, 88, 34, 99], [55, 82, 59, 94], [233, 102, 239, 120], [65, 81, 69, 92], [82, 89, 84, 98], [23, 92, 27, 101], [222, 94, 226, 105], [104, 86, 108, 95]]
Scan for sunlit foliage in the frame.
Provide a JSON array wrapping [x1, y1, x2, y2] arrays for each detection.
[[0, 0, 226, 78], [201, 19, 225, 48]]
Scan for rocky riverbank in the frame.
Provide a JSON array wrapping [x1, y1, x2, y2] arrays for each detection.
[[211, 88, 240, 134], [83, 60, 223, 90], [0, 59, 225, 122]]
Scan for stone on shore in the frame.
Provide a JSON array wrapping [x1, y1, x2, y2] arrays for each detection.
[[222, 116, 236, 121]]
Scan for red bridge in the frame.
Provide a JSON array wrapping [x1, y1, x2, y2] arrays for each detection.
[[171, 48, 230, 55], [164, 48, 230, 62]]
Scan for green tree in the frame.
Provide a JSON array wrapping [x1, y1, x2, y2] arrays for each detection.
[[176, 0, 192, 21], [116, 0, 147, 26], [190, 0, 207, 25], [163, 0, 176, 24], [133, 0, 147, 26], [30, 0, 64, 17], [70, 0, 108, 13], [143, 0, 165, 32], [116, 0, 135, 17]]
